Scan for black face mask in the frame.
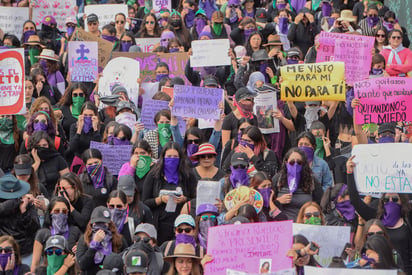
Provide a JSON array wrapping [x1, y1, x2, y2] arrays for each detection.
[[170, 19, 182, 27], [36, 147, 57, 161], [133, 238, 153, 254]]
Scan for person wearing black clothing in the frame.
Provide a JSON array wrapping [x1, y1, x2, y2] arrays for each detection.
[[30, 68, 61, 106], [37, 15, 62, 54], [0, 115, 22, 173]]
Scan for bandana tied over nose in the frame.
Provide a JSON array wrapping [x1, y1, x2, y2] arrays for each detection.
[[286, 162, 302, 193], [279, 17, 289, 34], [367, 15, 379, 28]]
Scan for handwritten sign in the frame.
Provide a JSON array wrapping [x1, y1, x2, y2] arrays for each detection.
[[293, 223, 350, 267], [254, 92, 279, 134], [153, 0, 172, 13], [205, 221, 292, 275], [135, 38, 161, 53], [140, 99, 170, 130], [354, 77, 412, 124], [112, 52, 189, 84], [190, 39, 231, 67], [352, 143, 412, 193], [68, 41, 98, 82], [85, 4, 128, 31], [0, 8, 29, 39], [172, 85, 223, 120], [196, 181, 222, 211], [280, 62, 345, 101], [305, 266, 396, 275], [32, 0, 76, 30], [0, 49, 25, 115], [90, 141, 132, 175]]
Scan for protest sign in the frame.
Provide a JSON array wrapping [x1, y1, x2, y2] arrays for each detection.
[[254, 92, 279, 134], [198, 119, 216, 129], [0, 8, 29, 39], [196, 181, 221, 211], [280, 62, 345, 101], [353, 77, 412, 124], [99, 57, 140, 107], [85, 4, 128, 31], [112, 52, 189, 83], [135, 38, 161, 53], [68, 41, 98, 82], [73, 28, 113, 69], [205, 221, 292, 275], [352, 143, 412, 193], [161, 86, 174, 98], [305, 266, 396, 275], [172, 85, 223, 120], [0, 48, 25, 115], [190, 39, 231, 67], [90, 141, 132, 175], [140, 99, 170, 130], [32, 0, 76, 30], [141, 82, 159, 103], [153, 0, 172, 13], [226, 268, 296, 275], [292, 223, 350, 267]]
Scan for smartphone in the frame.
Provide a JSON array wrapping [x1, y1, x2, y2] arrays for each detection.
[[340, 242, 352, 259], [309, 242, 319, 252]]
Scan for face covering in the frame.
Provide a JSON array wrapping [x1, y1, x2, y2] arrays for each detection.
[[276, 3, 286, 9], [195, 17, 207, 35], [367, 16, 379, 28], [244, 28, 255, 41], [29, 47, 40, 66], [383, 20, 394, 31], [299, 146, 314, 162], [33, 121, 48, 132], [381, 201, 401, 227], [136, 155, 152, 179], [327, 17, 335, 26], [230, 166, 249, 188], [278, 17, 289, 34], [335, 200, 356, 221], [71, 95, 85, 119], [304, 216, 322, 225], [0, 253, 12, 271], [47, 254, 67, 275], [169, 48, 179, 53], [170, 19, 182, 28], [322, 2, 332, 17], [23, 30, 36, 42], [102, 35, 118, 43], [112, 137, 130, 145], [158, 123, 172, 147], [198, 219, 215, 249], [110, 208, 127, 233], [239, 139, 255, 151], [185, 9, 196, 28], [371, 68, 383, 75], [286, 162, 302, 193], [115, 112, 136, 132], [67, 26, 75, 37], [87, 162, 105, 189], [315, 137, 325, 159], [36, 147, 57, 161], [120, 41, 132, 52], [287, 58, 299, 65], [258, 187, 271, 208], [83, 116, 93, 133], [229, 7, 239, 24], [175, 234, 197, 247], [51, 213, 69, 237], [186, 143, 199, 158], [0, 117, 14, 144], [304, 106, 319, 129], [212, 23, 223, 36], [164, 157, 180, 184], [258, 63, 269, 83], [379, 136, 395, 143], [156, 73, 169, 82]]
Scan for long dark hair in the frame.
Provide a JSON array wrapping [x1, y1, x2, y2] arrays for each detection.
[[293, 234, 320, 267], [55, 172, 86, 204], [245, 31, 263, 56], [59, 82, 88, 106], [320, 183, 349, 213], [364, 234, 397, 269], [376, 193, 409, 220], [151, 141, 191, 180], [27, 131, 56, 151], [183, 127, 204, 150], [241, 126, 267, 155], [107, 190, 128, 205], [138, 13, 161, 37]]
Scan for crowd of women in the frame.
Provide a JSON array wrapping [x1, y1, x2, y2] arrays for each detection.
[[0, 0, 411, 274]]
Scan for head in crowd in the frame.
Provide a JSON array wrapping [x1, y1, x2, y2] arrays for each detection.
[[296, 131, 317, 163], [383, 10, 398, 32], [363, 234, 397, 269], [26, 111, 56, 137], [370, 53, 386, 75], [102, 24, 117, 43], [0, 236, 22, 269], [87, 13, 99, 33], [155, 62, 170, 82], [102, 121, 119, 144], [13, 154, 40, 196], [43, 196, 72, 233], [250, 171, 272, 208], [119, 31, 136, 52], [115, 13, 127, 36], [107, 190, 128, 233], [183, 127, 204, 159], [55, 172, 85, 204], [59, 82, 89, 118], [195, 203, 219, 248], [229, 152, 249, 188], [238, 204, 260, 222], [296, 201, 325, 225], [140, 13, 161, 37]]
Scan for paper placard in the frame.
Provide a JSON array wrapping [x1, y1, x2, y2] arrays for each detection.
[[304, 266, 396, 275], [90, 141, 132, 175], [280, 61, 345, 102], [153, 0, 172, 12], [0, 7, 29, 39], [140, 99, 170, 130], [135, 38, 161, 53], [352, 143, 412, 193], [32, 0, 76, 30], [226, 268, 296, 275], [68, 41, 99, 82], [196, 181, 222, 211], [254, 92, 280, 134], [85, 4, 128, 31], [190, 39, 231, 67]]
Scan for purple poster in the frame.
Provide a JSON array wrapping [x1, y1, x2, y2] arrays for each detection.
[[68, 41, 98, 82]]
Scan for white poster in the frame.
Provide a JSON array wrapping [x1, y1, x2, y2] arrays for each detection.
[[226, 268, 296, 275], [304, 266, 396, 275], [0, 7, 29, 39], [190, 39, 231, 67], [196, 180, 222, 211], [135, 38, 161, 53], [253, 92, 280, 134], [85, 4, 128, 31]]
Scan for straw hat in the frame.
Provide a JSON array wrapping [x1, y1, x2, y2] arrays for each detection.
[[190, 143, 217, 160], [23, 35, 45, 48], [35, 49, 59, 61], [164, 243, 202, 262], [337, 10, 356, 22], [263, 34, 283, 47]]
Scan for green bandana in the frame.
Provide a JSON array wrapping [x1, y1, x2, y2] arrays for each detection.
[[0, 117, 14, 144], [304, 216, 322, 225], [136, 155, 152, 179], [47, 254, 67, 275], [158, 123, 172, 147], [28, 47, 40, 66], [213, 23, 222, 36], [71, 96, 85, 119], [315, 137, 325, 159], [312, 0, 321, 11]]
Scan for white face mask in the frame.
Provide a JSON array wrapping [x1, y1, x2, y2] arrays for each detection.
[[304, 106, 320, 129], [115, 112, 136, 132]]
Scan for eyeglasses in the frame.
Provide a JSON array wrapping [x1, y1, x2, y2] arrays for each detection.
[[288, 159, 303, 166], [87, 22, 97, 26], [232, 164, 246, 170], [367, 231, 384, 237], [108, 204, 124, 209], [304, 211, 320, 219], [145, 21, 155, 25], [73, 93, 84, 97], [187, 139, 200, 144], [0, 247, 13, 254], [135, 236, 151, 243], [45, 248, 63, 256], [116, 20, 125, 24], [34, 119, 46, 124], [383, 196, 399, 203], [376, 34, 385, 38], [199, 154, 215, 159], [176, 227, 193, 234], [52, 208, 69, 215], [201, 215, 216, 221], [391, 36, 402, 40]]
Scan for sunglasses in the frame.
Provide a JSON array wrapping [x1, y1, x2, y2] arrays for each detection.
[[391, 36, 402, 40], [72, 93, 84, 97], [367, 231, 384, 237], [368, 14, 377, 17], [187, 139, 200, 144], [87, 22, 97, 26], [0, 247, 13, 254], [199, 154, 215, 159], [135, 236, 151, 243], [288, 159, 303, 166], [229, 5, 239, 8], [376, 34, 385, 38], [108, 204, 124, 209], [52, 208, 68, 215], [116, 20, 125, 24], [145, 21, 155, 25], [121, 40, 132, 43], [304, 211, 320, 219], [45, 248, 63, 256], [383, 196, 399, 203], [176, 227, 193, 234], [201, 215, 216, 221], [387, 20, 396, 24], [232, 164, 246, 170], [34, 119, 46, 124]]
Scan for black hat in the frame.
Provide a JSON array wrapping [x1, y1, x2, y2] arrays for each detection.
[[0, 174, 30, 199], [116, 101, 135, 114], [102, 253, 124, 275], [87, 13, 99, 23], [255, 8, 267, 23], [111, 84, 129, 97], [234, 87, 257, 102], [90, 206, 111, 224], [203, 76, 219, 87], [125, 249, 149, 274], [14, 163, 32, 176], [230, 152, 249, 167], [170, 77, 185, 87], [251, 49, 270, 62], [378, 122, 396, 136]]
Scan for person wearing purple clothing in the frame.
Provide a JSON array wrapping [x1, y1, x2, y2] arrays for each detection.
[[36, 49, 66, 95]]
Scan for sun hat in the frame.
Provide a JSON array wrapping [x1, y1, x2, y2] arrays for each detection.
[[65, 17, 77, 25], [164, 243, 202, 261], [190, 143, 217, 161], [263, 34, 283, 46], [35, 49, 59, 62], [23, 35, 45, 48], [337, 10, 356, 22], [251, 49, 270, 62], [0, 174, 30, 200]]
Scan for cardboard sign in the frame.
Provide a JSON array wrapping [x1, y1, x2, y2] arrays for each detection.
[[354, 77, 412, 124], [0, 7, 29, 39], [172, 85, 223, 120], [352, 143, 412, 193], [84, 4, 128, 31], [90, 141, 132, 175], [304, 266, 396, 275], [32, 0, 76, 30], [254, 92, 280, 134], [135, 38, 161, 53], [68, 41, 98, 82], [280, 62, 345, 101], [0, 48, 25, 115], [205, 221, 293, 275], [140, 99, 169, 130], [190, 39, 231, 67]]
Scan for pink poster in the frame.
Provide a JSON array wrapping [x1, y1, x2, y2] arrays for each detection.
[[354, 77, 412, 124], [32, 0, 76, 31], [204, 221, 293, 275]]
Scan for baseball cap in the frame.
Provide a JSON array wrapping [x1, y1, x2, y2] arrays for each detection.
[[234, 87, 257, 102], [125, 249, 149, 274], [87, 13, 99, 23], [378, 122, 395, 136], [255, 8, 267, 23], [230, 152, 249, 167], [174, 214, 195, 228], [90, 206, 111, 224], [14, 163, 32, 176], [117, 175, 136, 197], [134, 223, 157, 240], [102, 253, 124, 275], [45, 235, 67, 251], [203, 76, 219, 87]]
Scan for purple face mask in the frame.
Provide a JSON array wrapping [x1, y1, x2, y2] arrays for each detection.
[[322, 2, 332, 17], [278, 17, 289, 34], [156, 73, 169, 82], [383, 21, 394, 31], [175, 234, 197, 247], [169, 48, 179, 53], [160, 32, 175, 47], [83, 116, 93, 133], [195, 17, 207, 35], [67, 26, 75, 37], [299, 146, 314, 162], [258, 187, 271, 208], [51, 213, 69, 235], [0, 253, 11, 271], [198, 219, 215, 249], [244, 28, 255, 41], [102, 35, 117, 43], [335, 200, 356, 221], [287, 59, 299, 65], [230, 166, 249, 188], [371, 68, 383, 75], [33, 121, 48, 132], [239, 140, 255, 151], [379, 136, 394, 143], [286, 162, 302, 193], [120, 41, 132, 52], [367, 16, 379, 28], [186, 143, 199, 157], [185, 9, 196, 28], [164, 157, 180, 184], [381, 201, 401, 227], [110, 208, 127, 233], [327, 17, 335, 26], [23, 30, 36, 43], [259, 63, 269, 83], [276, 3, 286, 9], [112, 137, 130, 145]]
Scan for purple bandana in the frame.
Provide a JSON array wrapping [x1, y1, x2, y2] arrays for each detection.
[[87, 163, 105, 189], [164, 158, 180, 184], [286, 162, 302, 193]]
